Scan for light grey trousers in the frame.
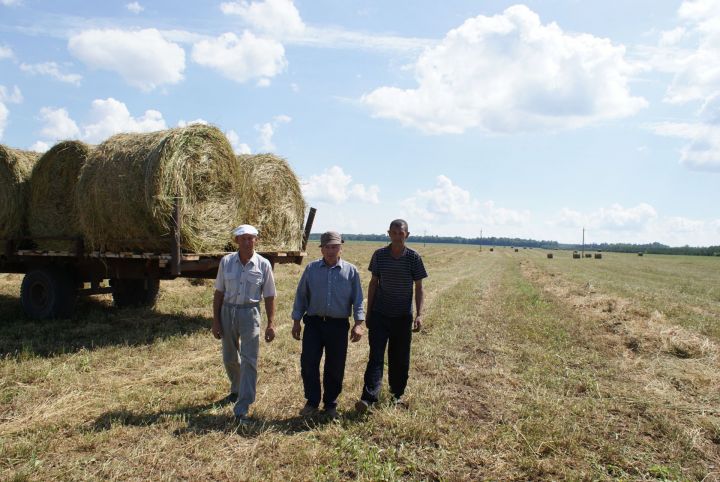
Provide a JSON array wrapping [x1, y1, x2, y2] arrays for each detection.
[[221, 303, 261, 417]]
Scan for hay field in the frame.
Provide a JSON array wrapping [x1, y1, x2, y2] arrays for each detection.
[[1, 244, 719, 480]]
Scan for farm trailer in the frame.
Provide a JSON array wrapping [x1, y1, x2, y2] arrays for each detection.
[[0, 205, 316, 320]]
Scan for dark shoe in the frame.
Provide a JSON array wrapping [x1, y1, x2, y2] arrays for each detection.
[[234, 413, 251, 425], [354, 399, 370, 414], [393, 397, 409, 409], [299, 403, 320, 417], [324, 406, 339, 419], [219, 393, 238, 405]]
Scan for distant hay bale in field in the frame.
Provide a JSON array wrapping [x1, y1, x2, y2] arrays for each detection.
[[235, 153, 305, 251], [76, 125, 239, 252], [28, 141, 92, 250], [0, 145, 40, 240], [489, 247, 494, 252], [547, 253, 553, 259], [514, 248, 519, 252], [572, 252, 581, 259], [638, 252, 644, 257], [594, 253, 602, 259]]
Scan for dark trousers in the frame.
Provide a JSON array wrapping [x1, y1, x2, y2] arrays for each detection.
[[361, 312, 413, 403], [300, 316, 350, 408]]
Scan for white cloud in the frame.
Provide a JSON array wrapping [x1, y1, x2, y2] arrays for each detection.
[[68, 29, 185, 91], [362, 5, 646, 134], [255, 114, 291, 151], [0, 0, 22, 5], [0, 44, 13, 60], [82, 98, 166, 143], [302, 166, 380, 204], [401, 175, 529, 225], [220, 0, 305, 37], [177, 118, 208, 127], [126, 2, 144, 14], [552, 203, 658, 230], [38, 107, 81, 140], [29, 140, 50, 152], [0, 85, 23, 104], [648, 120, 720, 171], [20, 62, 82, 85], [226, 129, 252, 154], [0, 102, 7, 140], [191, 31, 286, 84]]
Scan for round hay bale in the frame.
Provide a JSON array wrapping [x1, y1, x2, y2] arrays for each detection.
[[594, 253, 602, 259], [547, 253, 553, 259], [28, 141, 92, 251], [572, 253, 581, 259], [76, 125, 239, 253], [0, 145, 40, 240], [235, 153, 306, 251]]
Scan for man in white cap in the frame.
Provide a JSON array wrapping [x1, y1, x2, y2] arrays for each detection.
[[213, 224, 276, 423]]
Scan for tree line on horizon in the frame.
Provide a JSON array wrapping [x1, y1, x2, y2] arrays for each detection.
[[309, 233, 720, 257]]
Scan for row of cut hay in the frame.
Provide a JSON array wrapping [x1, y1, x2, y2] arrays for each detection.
[[28, 141, 92, 250], [236, 153, 306, 251], [0, 145, 40, 240]]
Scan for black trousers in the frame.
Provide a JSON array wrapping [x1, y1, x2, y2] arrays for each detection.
[[300, 316, 350, 408], [361, 312, 413, 403]]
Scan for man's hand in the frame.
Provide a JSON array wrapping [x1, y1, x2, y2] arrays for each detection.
[[291, 320, 302, 340], [413, 315, 422, 332], [212, 319, 223, 339], [350, 323, 364, 342], [265, 323, 276, 343]]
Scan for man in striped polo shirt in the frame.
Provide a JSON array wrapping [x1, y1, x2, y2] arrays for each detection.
[[356, 219, 427, 412]]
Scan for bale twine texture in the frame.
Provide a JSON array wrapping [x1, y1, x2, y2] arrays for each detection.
[[235, 153, 306, 251], [0, 145, 40, 240], [76, 125, 239, 252], [28, 141, 92, 250]]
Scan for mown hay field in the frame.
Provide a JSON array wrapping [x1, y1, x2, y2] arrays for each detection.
[[1, 244, 719, 480]]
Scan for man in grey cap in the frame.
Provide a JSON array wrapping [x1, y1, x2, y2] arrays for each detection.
[[213, 224, 276, 423], [291, 231, 365, 419]]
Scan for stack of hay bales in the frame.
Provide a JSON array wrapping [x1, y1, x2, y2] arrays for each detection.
[[235, 153, 305, 251], [28, 141, 92, 251], [0, 145, 40, 241], [76, 125, 241, 253]]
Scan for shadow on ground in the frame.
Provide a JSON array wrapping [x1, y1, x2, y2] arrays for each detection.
[[0, 293, 211, 358]]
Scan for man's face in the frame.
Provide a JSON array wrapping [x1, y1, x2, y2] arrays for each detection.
[[235, 234, 257, 254], [388, 226, 409, 244], [321, 243, 342, 265]]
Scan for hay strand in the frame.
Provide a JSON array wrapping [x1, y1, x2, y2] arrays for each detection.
[[0, 145, 40, 240], [76, 125, 239, 252], [28, 141, 92, 250], [235, 153, 306, 251]]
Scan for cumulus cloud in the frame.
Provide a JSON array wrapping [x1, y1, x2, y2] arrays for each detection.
[[362, 5, 646, 134], [177, 118, 208, 127], [0, 45, 13, 60], [220, 0, 304, 37], [226, 129, 252, 154], [29, 141, 50, 152], [82, 98, 166, 143], [126, 2, 144, 14], [647, 120, 720, 171], [0, 0, 22, 6], [0, 103, 7, 140], [0, 85, 22, 140], [68, 29, 185, 91], [38, 107, 81, 140], [256, 114, 291, 151], [401, 175, 529, 226], [191, 31, 286, 84], [553, 203, 658, 230], [20, 62, 82, 85], [302, 166, 380, 204]]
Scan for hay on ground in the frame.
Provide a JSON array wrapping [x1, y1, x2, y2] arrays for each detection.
[[0, 145, 40, 240], [76, 125, 239, 253], [235, 153, 306, 251], [28, 141, 92, 251]]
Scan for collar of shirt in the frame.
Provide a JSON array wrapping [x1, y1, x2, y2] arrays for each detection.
[[321, 257, 345, 270], [233, 251, 258, 269]]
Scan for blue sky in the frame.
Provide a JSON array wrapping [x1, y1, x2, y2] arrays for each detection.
[[1, 0, 719, 246]]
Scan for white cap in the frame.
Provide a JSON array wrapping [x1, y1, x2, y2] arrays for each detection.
[[232, 224, 259, 237]]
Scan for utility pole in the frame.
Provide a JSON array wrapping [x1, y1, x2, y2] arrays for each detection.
[[479, 228, 483, 251], [423, 229, 426, 247], [582, 227, 585, 259]]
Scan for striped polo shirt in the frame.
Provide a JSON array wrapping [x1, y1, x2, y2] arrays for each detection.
[[369, 245, 428, 317]]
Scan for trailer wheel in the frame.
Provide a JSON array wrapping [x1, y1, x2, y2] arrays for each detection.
[[20, 269, 77, 319], [110, 279, 160, 308]]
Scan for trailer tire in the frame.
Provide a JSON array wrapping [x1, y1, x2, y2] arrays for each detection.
[[111, 279, 160, 308], [20, 269, 77, 319]]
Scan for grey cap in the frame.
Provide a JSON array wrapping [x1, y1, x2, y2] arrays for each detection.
[[320, 231, 343, 247]]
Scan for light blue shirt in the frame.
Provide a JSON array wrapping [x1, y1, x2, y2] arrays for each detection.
[[292, 257, 365, 322], [215, 252, 276, 305]]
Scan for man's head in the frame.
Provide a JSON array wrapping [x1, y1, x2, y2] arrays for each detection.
[[232, 224, 258, 256], [320, 231, 343, 265], [388, 219, 409, 245]]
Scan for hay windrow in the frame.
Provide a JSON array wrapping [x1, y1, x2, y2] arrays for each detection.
[[0, 145, 40, 240], [76, 125, 239, 253], [236, 153, 306, 251], [28, 141, 92, 251]]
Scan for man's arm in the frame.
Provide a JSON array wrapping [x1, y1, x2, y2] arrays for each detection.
[[366, 274, 379, 317], [264, 296, 276, 342], [212, 290, 224, 339], [413, 279, 424, 332], [350, 269, 365, 342], [291, 265, 310, 340]]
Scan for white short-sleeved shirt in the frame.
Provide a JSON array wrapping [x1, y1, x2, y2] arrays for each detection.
[[215, 252, 276, 304]]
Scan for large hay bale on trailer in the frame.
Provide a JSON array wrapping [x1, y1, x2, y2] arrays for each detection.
[[0, 145, 40, 240], [235, 153, 305, 251], [76, 125, 239, 253], [28, 141, 92, 251]]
